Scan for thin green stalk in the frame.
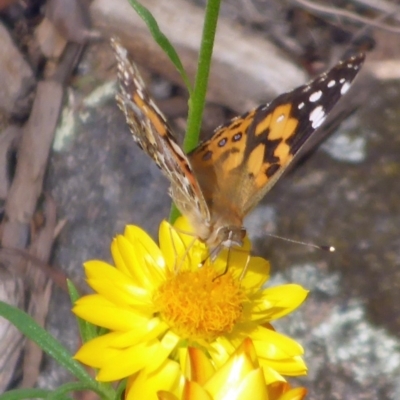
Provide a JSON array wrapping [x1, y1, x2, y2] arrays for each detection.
[[170, 0, 222, 222], [183, 0, 222, 153]]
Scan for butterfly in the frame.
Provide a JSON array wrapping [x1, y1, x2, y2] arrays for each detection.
[[111, 37, 365, 257]]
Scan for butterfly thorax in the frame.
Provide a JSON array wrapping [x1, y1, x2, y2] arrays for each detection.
[[187, 205, 246, 254]]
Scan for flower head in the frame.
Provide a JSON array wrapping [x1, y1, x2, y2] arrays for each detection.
[[73, 217, 308, 386]]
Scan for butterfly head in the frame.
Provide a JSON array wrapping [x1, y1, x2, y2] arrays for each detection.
[[206, 225, 247, 258]]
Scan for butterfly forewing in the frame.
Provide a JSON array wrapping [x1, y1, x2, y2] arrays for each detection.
[[111, 38, 210, 224], [189, 53, 365, 216]]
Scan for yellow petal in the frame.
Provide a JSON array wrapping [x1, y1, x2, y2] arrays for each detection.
[[84, 260, 114, 279], [158, 392, 179, 400], [266, 381, 308, 400], [206, 348, 253, 396], [124, 225, 166, 276], [145, 331, 182, 373], [110, 235, 142, 282], [234, 369, 269, 400], [260, 356, 307, 376], [83, 261, 152, 308], [88, 278, 152, 310], [263, 364, 287, 384], [73, 294, 154, 331], [124, 225, 165, 268], [279, 387, 308, 400], [126, 358, 182, 400], [159, 220, 191, 271], [238, 256, 270, 290], [209, 336, 235, 367], [252, 285, 308, 322], [84, 261, 152, 305], [182, 381, 213, 400], [74, 331, 126, 366], [206, 339, 267, 400], [114, 234, 165, 289], [77, 326, 174, 375], [186, 347, 215, 384], [251, 326, 304, 359], [97, 339, 162, 381]]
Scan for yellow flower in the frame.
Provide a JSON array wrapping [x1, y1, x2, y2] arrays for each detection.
[[73, 217, 308, 384], [153, 338, 307, 400]]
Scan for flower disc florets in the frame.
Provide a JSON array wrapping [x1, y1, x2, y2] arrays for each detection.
[[154, 266, 245, 341]]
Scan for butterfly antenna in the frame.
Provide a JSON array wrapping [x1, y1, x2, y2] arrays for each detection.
[[265, 233, 335, 252]]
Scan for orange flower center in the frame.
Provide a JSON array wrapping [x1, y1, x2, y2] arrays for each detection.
[[154, 266, 245, 341]]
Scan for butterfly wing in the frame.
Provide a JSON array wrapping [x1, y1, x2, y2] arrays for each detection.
[[189, 53, 365, 221], [111, 38, 210, 223]]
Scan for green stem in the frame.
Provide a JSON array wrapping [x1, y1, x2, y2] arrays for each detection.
[[183, 0, 222, 153], [169, 0, 221, 222]]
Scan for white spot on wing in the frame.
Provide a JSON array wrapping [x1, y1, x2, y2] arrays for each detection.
[[328, 80, 336, 88], [309, 90, 322, 102], [340, 78, 345, 84], [309, 105, 326, 129], [170, 139, 186, 157], [276, 114, 285, 123], [340, 82, 351, 95], [298, 102, 305, 110]]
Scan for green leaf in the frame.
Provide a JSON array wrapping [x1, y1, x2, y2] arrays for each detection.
[[0, 301, 93, 385], [67, 280, 98, 343], [0, 389, 52, 400], [67, 279, 80, 304], [127, 0, 192, 94]]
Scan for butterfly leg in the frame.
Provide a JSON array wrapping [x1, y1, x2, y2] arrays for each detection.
[[167, 224, 201, 271]]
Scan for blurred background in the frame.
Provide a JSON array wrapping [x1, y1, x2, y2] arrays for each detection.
[[0, 0, 399, 398]]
